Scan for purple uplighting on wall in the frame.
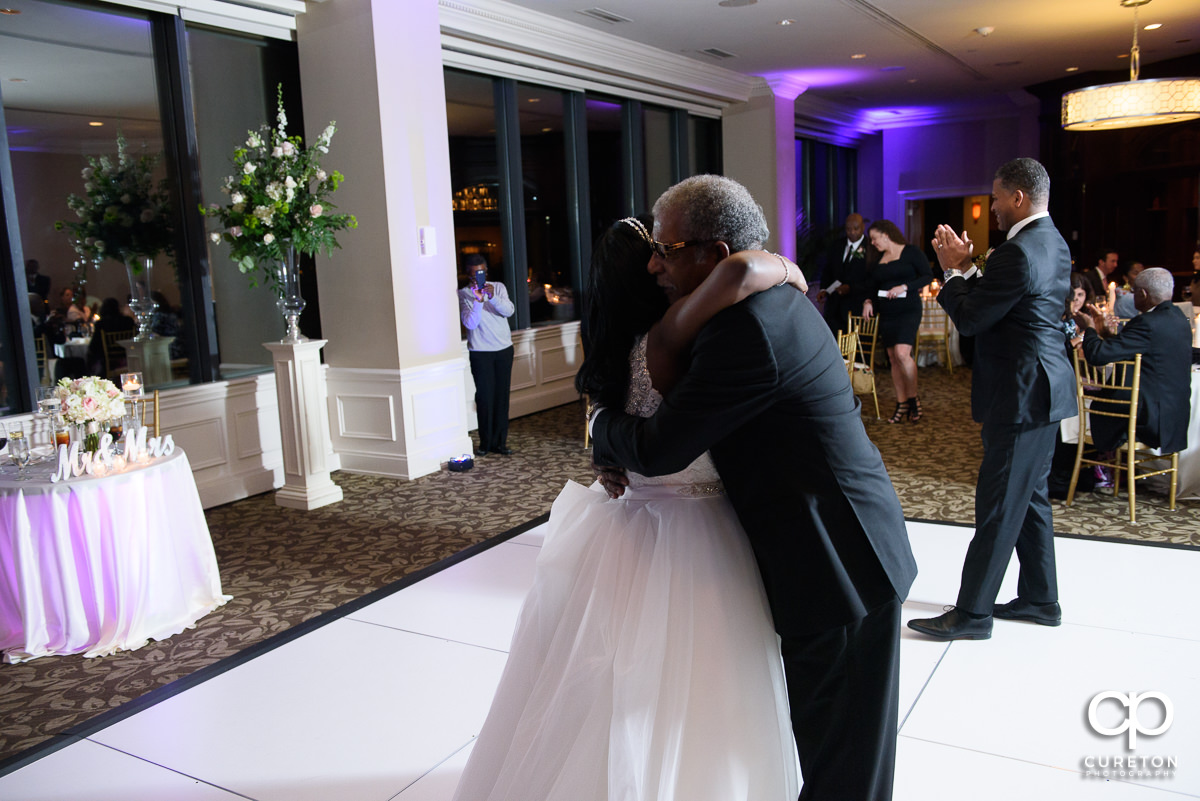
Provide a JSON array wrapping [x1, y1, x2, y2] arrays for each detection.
[[759, 69, 860, 89], [858, 106, 945, 128]]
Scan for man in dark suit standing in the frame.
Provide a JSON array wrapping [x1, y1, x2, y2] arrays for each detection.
[[909, 158, 1077, 641], [591, 175, 917, 801], [1076, 267, 1192, 456], [818, 213, 868, 334]]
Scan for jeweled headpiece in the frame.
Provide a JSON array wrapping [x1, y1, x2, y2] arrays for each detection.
[[617, 217, 652, 245]]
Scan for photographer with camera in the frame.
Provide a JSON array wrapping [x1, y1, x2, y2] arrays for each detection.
[[458, 253, 515, 456]]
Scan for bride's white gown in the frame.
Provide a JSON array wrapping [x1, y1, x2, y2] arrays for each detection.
[[452, 337, 799, 801]]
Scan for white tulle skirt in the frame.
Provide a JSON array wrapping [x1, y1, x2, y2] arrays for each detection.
[[452, 480, 800, 801]]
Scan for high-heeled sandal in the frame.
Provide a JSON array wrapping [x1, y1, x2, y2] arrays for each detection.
[[888, 400, 910, 424], [909, 395, 923, 423]]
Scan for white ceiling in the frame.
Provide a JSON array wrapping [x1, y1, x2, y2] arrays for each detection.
[[498, 0, 1200, 122]]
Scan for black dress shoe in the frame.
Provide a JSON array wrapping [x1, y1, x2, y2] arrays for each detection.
[[491, 446, 513, 456], [907, 607, 992, 641], [993, 597, 1061, 626], [473, 448, 488, 457]]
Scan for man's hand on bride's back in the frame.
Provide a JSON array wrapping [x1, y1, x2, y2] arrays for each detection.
[[592, 457, 628, 499]]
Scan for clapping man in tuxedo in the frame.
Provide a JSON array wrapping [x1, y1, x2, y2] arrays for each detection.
[[909, 157, 1076, 641]]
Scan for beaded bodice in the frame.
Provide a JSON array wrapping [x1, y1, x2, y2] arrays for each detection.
[[623, 336, 721, 491]]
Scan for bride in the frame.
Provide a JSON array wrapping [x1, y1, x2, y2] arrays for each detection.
[[451, 216, 805, 801]]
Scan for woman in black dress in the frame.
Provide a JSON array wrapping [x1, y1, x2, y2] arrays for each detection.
[[861, 220, 932, 423]]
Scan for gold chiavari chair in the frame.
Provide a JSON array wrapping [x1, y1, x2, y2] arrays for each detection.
[[1065, 351, 1178, 523], [845, 313, 880, 418]]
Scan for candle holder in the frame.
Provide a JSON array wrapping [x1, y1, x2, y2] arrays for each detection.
[[121, 372, 144, 399]]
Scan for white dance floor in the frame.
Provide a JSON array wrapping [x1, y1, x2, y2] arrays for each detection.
[[1, 519, 1197, 800]]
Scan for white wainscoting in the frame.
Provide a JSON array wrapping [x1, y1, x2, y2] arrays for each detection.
[[161, 373, 287, 508], [326, 356, 475, 481], [461, 320, 584, 429]]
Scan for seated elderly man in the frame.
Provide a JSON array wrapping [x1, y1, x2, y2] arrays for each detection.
[[1074, 267, 1192, 456]]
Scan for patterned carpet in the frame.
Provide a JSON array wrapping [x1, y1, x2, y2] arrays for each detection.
[[2, 365, 1196, 767]]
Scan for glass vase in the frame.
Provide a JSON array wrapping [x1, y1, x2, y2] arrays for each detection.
[[124, 255, 158, 341], [275, 244, 307, 344], [72, 421, 102, 455]]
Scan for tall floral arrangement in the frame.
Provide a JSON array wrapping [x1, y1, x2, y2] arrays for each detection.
[[201, 86, 357, 291], [56, 134, 174, 268]]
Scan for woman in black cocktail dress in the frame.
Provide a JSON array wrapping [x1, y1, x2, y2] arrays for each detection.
[[861, 220, 932, 423]]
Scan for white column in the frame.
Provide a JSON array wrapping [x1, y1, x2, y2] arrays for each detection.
[[295, 0, 474, 479], [720, 77, 806, 258], [264, 340, 343, 510]]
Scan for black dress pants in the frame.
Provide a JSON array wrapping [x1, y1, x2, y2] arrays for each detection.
[[957, 420, 1060, 613], [781, 597, 902, 801], [469, 345, 513, 452]]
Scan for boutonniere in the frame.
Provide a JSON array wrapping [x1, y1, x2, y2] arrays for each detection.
[[972, 247, 994, 272], [852, 244, 866, 259]]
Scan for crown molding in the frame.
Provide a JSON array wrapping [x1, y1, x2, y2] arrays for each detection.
[[438, 0, 757, 107]]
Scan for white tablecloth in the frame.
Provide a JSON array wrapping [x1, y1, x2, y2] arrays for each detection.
[[1060, 367, 1200, 501], [0, 449, 230, 663], [53, 338, 90, 360]]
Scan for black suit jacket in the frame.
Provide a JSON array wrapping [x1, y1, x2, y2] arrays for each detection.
[[592, 288, 917, 637], [938, 216, 1076, 426], [1081, 300, 1192, 454], [821, 237, 870, 327]]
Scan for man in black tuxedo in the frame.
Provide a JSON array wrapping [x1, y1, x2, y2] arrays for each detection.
[[1076, 267, 1192, 455], [591, 175, 916, 801], [910, 158, 1076, 641], [818, 213, 869, 334], [1078, 248, 1118, 300]]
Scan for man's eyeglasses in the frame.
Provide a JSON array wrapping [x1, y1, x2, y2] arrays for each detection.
[[650, 239, 714, 259]]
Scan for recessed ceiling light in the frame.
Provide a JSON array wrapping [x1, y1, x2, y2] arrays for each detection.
[[541, 127, 552, 132], [880, 65, 905, 72], [777, 19, 795, 26], [527, 98, 540, 103], [717, 0, 757, 6], [88, 121, 103, 127], [1117, 53, 1129, 58], [8, 77, 27, 82], [851, 53, 867, 60], [1066, 66, 1080, 72], [0, 8, 21, 14], [1144, 23, 1162, 30], [907, 78, 918, 83]]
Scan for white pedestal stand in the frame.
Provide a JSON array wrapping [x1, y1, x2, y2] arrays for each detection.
[[120, 337, 175, 386], [264, 339, 343, 510]]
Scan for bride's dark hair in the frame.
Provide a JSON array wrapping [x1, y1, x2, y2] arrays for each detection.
[[575, 214, 667, 410]]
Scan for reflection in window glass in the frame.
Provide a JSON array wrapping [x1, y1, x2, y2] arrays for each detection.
[[445, 69, 506, 306], [586, 96, 623, 240], [688, 115, 722, 177], [517, 83, 575, 325], [2, 0, 182, 392], [643, 105, 672, 210], [187, 25, 300, 377]]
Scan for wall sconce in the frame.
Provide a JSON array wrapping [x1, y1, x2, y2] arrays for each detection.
[[971, 202, 982, 222]]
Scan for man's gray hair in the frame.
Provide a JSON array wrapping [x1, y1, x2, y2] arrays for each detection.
[[652, 175, 769, 253], [994, 158, 1050, 208], [1135, 267, 1174, 304]]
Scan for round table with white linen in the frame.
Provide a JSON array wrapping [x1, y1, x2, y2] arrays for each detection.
[[0, 448, 231, 663]]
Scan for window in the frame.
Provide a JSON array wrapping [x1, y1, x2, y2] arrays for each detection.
[[187, 24, 304, 376], [0, 0, 304, 412]]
